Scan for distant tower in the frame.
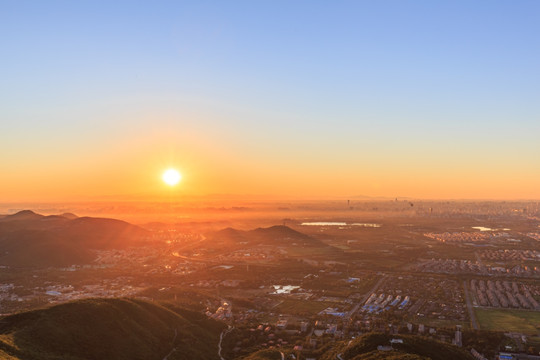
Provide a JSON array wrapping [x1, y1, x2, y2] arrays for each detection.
[[347, 200, 350, 207]]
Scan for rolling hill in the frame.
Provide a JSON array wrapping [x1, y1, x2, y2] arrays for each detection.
[[0, 298, 225, 360], [0, 210, 149, 267], [184, 225, 330, 256], [210, 225, 325, 247]]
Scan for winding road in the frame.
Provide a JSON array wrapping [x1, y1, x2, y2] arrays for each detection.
[[218, 326, 233, 360], [162, 328, 178, 360]]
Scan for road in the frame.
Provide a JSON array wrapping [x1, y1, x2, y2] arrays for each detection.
[[463, 280, 479, 330], [162, 348, 176, 360], [162, 328, 178, 360], [218, 326, 233, 360]]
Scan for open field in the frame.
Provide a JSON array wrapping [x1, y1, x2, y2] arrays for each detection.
[[413, 316, 470, 330], [274, 299, 341, 316], [475, 308, 540, 334]]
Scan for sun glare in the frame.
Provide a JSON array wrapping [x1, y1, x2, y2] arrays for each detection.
[[162, 168, 181, 186]]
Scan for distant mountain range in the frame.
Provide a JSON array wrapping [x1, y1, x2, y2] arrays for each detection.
[[0, 298, 224, 360], [0, 210, 148, 267]]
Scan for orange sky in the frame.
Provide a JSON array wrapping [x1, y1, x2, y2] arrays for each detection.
[[2, 124, 539, 202]]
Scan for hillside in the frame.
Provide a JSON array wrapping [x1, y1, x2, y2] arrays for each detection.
[[0, 211, 149, 267], [0, 298, 225, 360], [62, 216, 149, 249], [0, 229, 94, 267], [251, 225, 315, 245], [321, 333, 475, 360]]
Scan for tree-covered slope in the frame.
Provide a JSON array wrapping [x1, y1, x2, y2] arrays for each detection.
[[0, 298, 225, 360]]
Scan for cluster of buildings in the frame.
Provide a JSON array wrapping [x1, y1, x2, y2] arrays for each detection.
[[374, 276, 467, 322], [471, 280, 540, 309], [94, 248, 161, 266], [417, 259, 540, 277], [417, 259, 487, 274], [424, 231, 508, 244], [479, 250, 540, 261], [361, 293, 410, 314], [214, 248, 277, 262], [206, 300, 233, 321], [526, 232, 540, 241]]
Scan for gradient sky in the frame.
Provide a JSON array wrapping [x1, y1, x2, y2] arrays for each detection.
[[2, 0, 539, 201]]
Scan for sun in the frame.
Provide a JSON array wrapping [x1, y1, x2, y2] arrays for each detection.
[[162, 168, 182, 186]]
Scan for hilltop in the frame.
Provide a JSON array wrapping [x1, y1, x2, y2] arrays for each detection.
[[0, 298, 225, 360], [0, 210, 44, 222]]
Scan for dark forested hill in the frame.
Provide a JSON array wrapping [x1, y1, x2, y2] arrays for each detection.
[[0, 298, 225, 360], [0, 210, 149, 267]]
